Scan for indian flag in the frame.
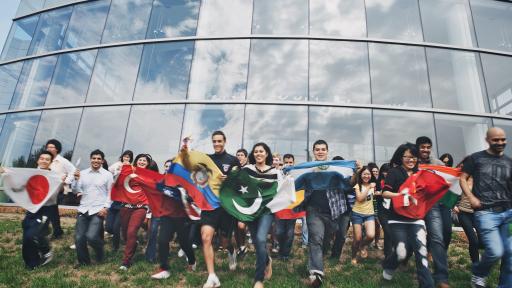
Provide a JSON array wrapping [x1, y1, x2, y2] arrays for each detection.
[[419, 165, 462, 208]]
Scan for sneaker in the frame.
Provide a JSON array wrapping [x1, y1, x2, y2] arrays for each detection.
[[228, 250, 237, 271], [41, 251, 53, 266], [187, 262, 197, 272], [203, 274, 221, 288], [264, 257, 272, 280], [151, 269, 170, 279], [470, 275, 486, 288], [69, 244, 76, 249], [192, 244, 198, 249], [360, 247, 368, 259], [237, 246, 247, 259], [119, 265, 128, 271], [178, 249, 185, 258], [382, 269, 394, 281], [253, 281, 264, 288], [351, 258, 358, 265], [308, 274, 323, 287]]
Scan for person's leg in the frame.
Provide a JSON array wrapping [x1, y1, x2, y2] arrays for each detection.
[[374, 217, 381, 248], [22, 215, 43, 269], [351, 223, 363, 260], [48, 204, 63, 238], [86, 215, 105, 262], [331, 211, 350, 259], [249, 214, 274, 282], [473, 210, 505, 282], [175, 218, 196, 266], [112, 210, 121, 251], [425, 203, 449, 285], [75, 213, 91, 265], [458, 211, 480, 263], [410, 223, 434, 288], [145, 217, 160, 262], [379, 212, 393, 259], [235, 221, 247, 253], [306, 208, 326, 277], [301, 216, 308, 246], [382, 223, 408, 276], [283, 219, 296, 258], [202, 225, 216, 274], [497, 210, 512, 287], [122, 208, 146, 266], [440, 204, 453, 249], [157, 217, 175, 271], [362, 219, 375, 251], [119, 207, 131, 246]]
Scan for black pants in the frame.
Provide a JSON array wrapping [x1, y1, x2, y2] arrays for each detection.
[[331, 211, 351, 259], [75, 213, 104, 265], [105, 206, 121, 250], [22, 213, 50, 269], [458, 211, 480, 263], [158, 217, 195, 270], [378, 210, 393, 259], [41, 205, 63, 238]]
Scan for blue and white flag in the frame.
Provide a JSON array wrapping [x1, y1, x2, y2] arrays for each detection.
[[283, 160, 356, 191]]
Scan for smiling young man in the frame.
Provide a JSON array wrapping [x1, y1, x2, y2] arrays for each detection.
[[72, 149, 113, 267]]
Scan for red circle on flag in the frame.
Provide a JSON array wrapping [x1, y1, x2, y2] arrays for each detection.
[[26, 175, 50, 204]]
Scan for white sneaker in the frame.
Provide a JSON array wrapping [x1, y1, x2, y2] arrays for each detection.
[[69, 244, 76, 249], [178, 249, 185, 258], [119, 265, 128, 271], [188, 262, 197, 272], [382, 269, 394, 280], [151, 269, 170, 279], [192, 244, 198, 249], [41, 251, 53, 266], [228, 250, 237, 271], [470, 274, 486, 288], [203, 274, 221, 288]]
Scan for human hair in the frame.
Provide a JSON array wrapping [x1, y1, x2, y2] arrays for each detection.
[[313, 139, 328, 151], [439, 153, 454, 167], [119, 150, 133, 162], [148, 160, 160, 173], [248, 142, 273, 166], [45, 139, 62, 154], [368, 162, 379, 172], [38, 150, 54, 162], [378, 163, 391, 180], [332, 156, 344, 160], [415, 136, 433, 147], [133, 153, 152, 168], [390, 142, 420, 169], [236, 148, 248, 157], [272, 153, 281, 159], [356, 166, 377, 191], [283, 154, 294, 161], [212, 130, 226, 141], [102, 159, 109, 170], [90, 149, 105, 160]]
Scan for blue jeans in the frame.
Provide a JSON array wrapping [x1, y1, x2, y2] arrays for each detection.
[[425, 203, 452, 284], [145, 217, 160, 263], [248, 214, 274, 282], [473, 209, 512, 287], [301, 216, 308, 245], [331, 211, 351, 259], [276, 218, 296, 258], [306, 206, 338, 276], [75, 213, 104, 265]]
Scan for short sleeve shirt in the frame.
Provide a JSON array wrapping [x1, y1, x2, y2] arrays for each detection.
[[383, 166, 418, 221]]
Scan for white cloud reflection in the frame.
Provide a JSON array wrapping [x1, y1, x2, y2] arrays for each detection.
[[310, 0, 367, 37]]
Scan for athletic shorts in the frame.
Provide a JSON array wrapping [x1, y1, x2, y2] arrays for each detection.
[[200, 207, 235, 238], [351, 211, 375, 225]]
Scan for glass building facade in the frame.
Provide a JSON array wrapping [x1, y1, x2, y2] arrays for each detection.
[[1, 0, 512, 195]]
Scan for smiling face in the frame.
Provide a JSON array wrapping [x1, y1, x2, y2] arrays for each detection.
[[37, 154, 52, 170], [122, 154, 131, 163], [212, 135, 226, 154], [486, 128, 507, 155], [90, 154, 103, 170], [236, 152, 247, 166], [313, 144, 328, 161], [361, 169, 372, 184], [253, 145, 268, 165], [136, 157, 148, 168], [283, 157, 294, 167], [371, 168, 379, 179], [418, 143, 432, 161], [401, 149, 417, 171]]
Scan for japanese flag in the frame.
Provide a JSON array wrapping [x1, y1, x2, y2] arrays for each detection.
[[1, 168, 63, 213]]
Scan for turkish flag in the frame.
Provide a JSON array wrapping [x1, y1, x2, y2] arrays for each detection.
[[111, 165, 151, 205], [391, 170, 451, 219]]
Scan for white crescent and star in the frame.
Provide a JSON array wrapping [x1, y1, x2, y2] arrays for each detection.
[[232, 189, 262, 215], [123, 173, 141, 193], [239, 186, 249, 194]]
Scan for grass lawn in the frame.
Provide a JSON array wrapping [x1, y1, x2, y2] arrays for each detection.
[[0, 213, 500, 288]]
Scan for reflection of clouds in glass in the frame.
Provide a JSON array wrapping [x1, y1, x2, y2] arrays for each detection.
[[370, 44, 431, 108], [182, 104, 244, 154], [1, 15, 39, 61], [28, 7, 72, 55], [309, 107, 373, 163], [101, 0, 152, 43], [366, 0, 423, 42], [196, 0, 252, 36], [147, 0, 200, 38], [481, 54, 512, 115], [244, 105, 307, 162], [471, 0, 512, 52], [188, 40, 249, 100], [0, 111, 41, 167], [247, 40, 308, 101], [252, 0, 308, 35], [63, 0, 110, 49], [87, 45, 143, 103], [0, 63, 23, 111], [310, 0, 366, 37], [310, 41, 370, 104]]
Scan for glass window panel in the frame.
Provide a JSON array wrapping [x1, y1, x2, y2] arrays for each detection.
[[63, 0, 110, 49], [133, 42, 194, 101], [309, 107, 373, 163], [196, 0, 252, 36], [481, 53, 512, 116], [244, 105, 307, 162], [247, 40, 308, 101], [252, 0, 308, 35], [419, 0, 476, 47], [87, 45, 143, 103], [427, 48, 487, 112], [373, 110, 435, 164], [124, 105, 185, 167], [45, 50, 97, 106], [309, 0, 366, 37], [10, 55, 58, 109], [188, 40, 250, 100], [434, 114, 490, 164], [181, 104, 244, 154], [0, 62, 23, 112], [310, 41, 370, 104], [471, 0, 512, 52], [44, 0, 80, 8], [366, 0, 423, 42], [72, 106, 130, 169], [101, 0, 153, 44], [492, 118, 512, 157], [0, 111, 41, 167], [369, 44, 431, 108], [0, 114, 4, 133], [28, 6, 73, 55], [0, 15, 39, 61], [30, 108, 82, 166], [16, 0, 44, 18], [146, 0, 200, 39]]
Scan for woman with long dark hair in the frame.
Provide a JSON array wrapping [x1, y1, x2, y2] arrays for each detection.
[[376, 163, 392, 259]]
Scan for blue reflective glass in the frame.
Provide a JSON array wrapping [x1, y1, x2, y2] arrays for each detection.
[[471, 0, 512, 52], [44, 0, 80, 8], [134, 42, 194, 101], [310, 0, 367, 37], [63, 0, 110, 49], [196, 0, 252, 36], [45, 50, 97, 106], [87, 45, 143, 103], [16, 0, 44, 18], [28, 6, 73, 55], [366, 0, 423, 42], [0, 111, 41, 167], [481, 53, 512, 116], [101, 0, 153, 44], [10, 55, 58, 109], [252, 0, 308, 35], [0, 15, 39, 61], [0, 62, 23, 112], [146, 0, 200, 39]]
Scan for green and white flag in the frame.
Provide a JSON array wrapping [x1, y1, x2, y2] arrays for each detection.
[[220, 165, 295, 222]]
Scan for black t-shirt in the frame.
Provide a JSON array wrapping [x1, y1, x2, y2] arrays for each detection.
[[383, 166, 418, 221], [462, 150, 512, 209], [209, 150, 240, 175], [308, 190, 331, 213]]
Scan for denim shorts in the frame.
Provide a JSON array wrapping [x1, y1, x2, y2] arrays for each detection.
[[351, 211, 375, 225]]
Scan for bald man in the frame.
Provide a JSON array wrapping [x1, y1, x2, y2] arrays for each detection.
[[460, 127, 512, 288]]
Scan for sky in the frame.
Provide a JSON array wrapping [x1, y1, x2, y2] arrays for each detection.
[[0, 0, 20, 54]]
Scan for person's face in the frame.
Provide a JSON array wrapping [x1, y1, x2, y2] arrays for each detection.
[[272, 156, 281, 168], [212, 135, 226, 154], [37, 154, 52, 169], [90, 154, 103, 170], [283, 157, 294, 167], [361, 169, 372, 184], [442, 157, 450, 166], [401, 150, 417, 170], [46, 144, 58, 157], [313, 144, 328, 161], [253, 146, 268, 165], [371, 168, 379, 179], [486, 130, 507, 154], [164, 161, 171, 172], [418, 143, 432, 160], [122, 155, 131, 163], [382, 171, 388, 178], [136, 157, 148, 168], [236, 152, 247, 165]]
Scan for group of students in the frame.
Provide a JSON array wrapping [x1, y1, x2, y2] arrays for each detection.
[[6, 127, 512, 288]]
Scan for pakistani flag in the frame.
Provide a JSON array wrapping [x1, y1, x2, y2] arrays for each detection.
[[220, 165, 295, 222], [419, 164, 462, 208]]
